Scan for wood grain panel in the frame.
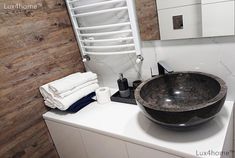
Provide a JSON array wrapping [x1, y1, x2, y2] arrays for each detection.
[[135, 0, 161, 40], [0, 0, 85, 157]]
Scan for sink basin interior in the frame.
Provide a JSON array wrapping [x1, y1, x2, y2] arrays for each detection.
[[140, 73, 222, 111]]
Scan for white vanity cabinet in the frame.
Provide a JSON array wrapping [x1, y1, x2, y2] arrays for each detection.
[[43, 101, 234, 158], [45, 120, 181, 158], [46, 120, 129, 158], [126, 143, 181, 158]]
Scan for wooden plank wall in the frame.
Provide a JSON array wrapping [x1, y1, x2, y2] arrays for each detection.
[[135, 0, 160, 40], [0, 0, 85, 157]]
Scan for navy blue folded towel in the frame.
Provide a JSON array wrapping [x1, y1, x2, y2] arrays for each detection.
[[66, 92, 96, 113]]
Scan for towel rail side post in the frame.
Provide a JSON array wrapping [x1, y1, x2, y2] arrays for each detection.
[[65, 0, 87, 59], [126, 0, 142, 56]]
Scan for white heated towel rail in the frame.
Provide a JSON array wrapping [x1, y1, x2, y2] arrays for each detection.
[[65, 0, 142, 62]]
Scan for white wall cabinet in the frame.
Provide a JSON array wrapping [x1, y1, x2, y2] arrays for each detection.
[[156, 0, 235, 40], [158, 4, 202, 40], [45, 120, 181, 158], [157, 0, 200, 10], [201, 1, 235, 37]]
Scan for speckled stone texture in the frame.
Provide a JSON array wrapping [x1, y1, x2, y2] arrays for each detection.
[[135, 72, 227, 128]]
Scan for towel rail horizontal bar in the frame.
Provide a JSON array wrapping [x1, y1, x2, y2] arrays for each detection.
[[70, 0, 126, 10], [65, 0, 142, 60], [83, 44, 135, 49], [77, 22, 130, 30], [73, 7, 128, 17], [79, 30, 132, 37], [85, 50, 136, 55], [68, 0, 80, 4], [81, 37, 134, 43]]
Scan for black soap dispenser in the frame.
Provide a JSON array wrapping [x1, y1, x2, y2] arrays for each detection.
[[117, 73, 130, 98]]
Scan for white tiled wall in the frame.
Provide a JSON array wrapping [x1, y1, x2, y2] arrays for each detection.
[[85, 36, 235, 101], [153, 37, 235, 101]]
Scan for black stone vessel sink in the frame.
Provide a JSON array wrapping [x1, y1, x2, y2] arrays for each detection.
[[135, 72, 227, 128]]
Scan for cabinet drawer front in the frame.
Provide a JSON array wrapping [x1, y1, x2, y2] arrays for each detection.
[[45, 120, 87, 158], [127, 143, 181, 158], [80, 129, 129, 158]]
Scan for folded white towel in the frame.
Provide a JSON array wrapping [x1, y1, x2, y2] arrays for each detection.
[[54, 79, 98, 98], [39, 83, 54, 99], [44, 100, 56, 109], [40, 79, 98, 99], [53, 83, 99, 110], [49, 72, 97, 94]]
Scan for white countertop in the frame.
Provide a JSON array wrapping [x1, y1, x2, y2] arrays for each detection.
[[43, 100, 234, 158]]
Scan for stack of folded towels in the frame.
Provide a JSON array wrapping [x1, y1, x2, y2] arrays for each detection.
[[39, 72, 99, 112]]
